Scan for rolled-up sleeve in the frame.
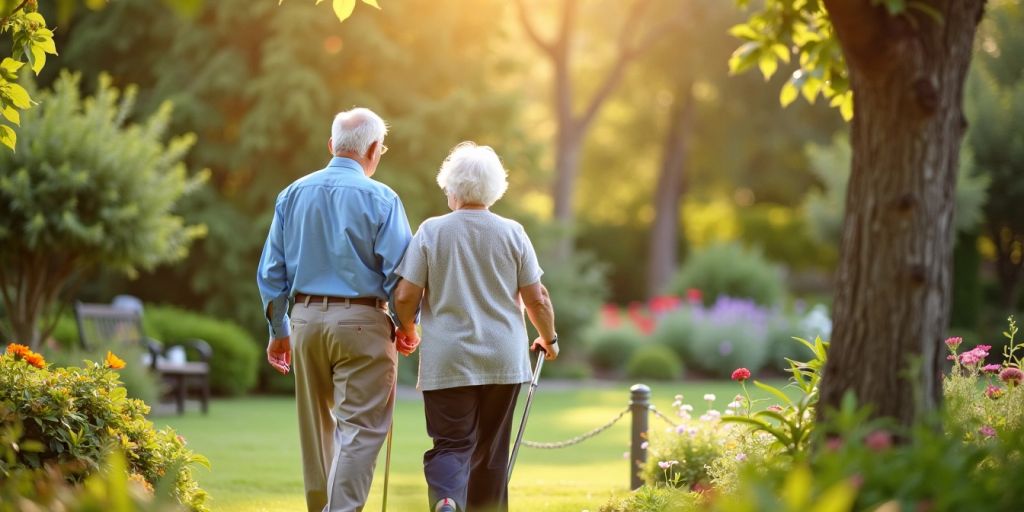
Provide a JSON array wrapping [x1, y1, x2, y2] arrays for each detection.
[[257, 199, 291, 339]]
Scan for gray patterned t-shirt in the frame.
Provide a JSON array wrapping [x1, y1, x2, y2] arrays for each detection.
[[396, 209, 543, 391]]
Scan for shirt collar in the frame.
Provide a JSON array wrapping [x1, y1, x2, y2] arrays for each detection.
[[326, 157, 366, 175]]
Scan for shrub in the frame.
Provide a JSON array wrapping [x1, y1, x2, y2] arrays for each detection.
[[587, 325, 645, 374], [652, 309, 696, 364], [144, 305, 260, 396], [0, 344, 209, 511], [541, 358, 593, 380], [669, 243, 785, 307], [41, 344, 160, 407], [626, 345, 682, 381], [598, 484, 699, 512], [641, 418, 720, 490], [684, 298, 771, 376]]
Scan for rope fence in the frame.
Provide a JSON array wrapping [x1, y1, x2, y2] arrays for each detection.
[[518, 384, 659, 489]]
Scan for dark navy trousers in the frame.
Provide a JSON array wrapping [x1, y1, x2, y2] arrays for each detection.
[[422, 383, 522, 512]]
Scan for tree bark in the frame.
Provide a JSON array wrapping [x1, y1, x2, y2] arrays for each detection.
[[820, 0, 986, 426], [647, 84, 694, 298]]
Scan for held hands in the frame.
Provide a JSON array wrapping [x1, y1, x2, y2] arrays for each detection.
[[531, 337, 559, 361], [267, 336, 291, 375], [395, 324, 420, 357]]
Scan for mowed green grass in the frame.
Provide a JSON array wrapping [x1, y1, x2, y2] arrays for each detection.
[[158, 380, 784, 512]]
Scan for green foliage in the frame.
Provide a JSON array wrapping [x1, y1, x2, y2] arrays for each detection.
[[586, 325, 645, 374], [652, 309, 696, 364], [642, 424, 717, 490], [721, 336, 826, 458], [670, 243, 784, 307], [538, 248, 610, 345], [802, 133, 989, 247], [0, 72, 205, 347], [0, 346, 209, 510], [597, 483, 698, 512], [0, 0, 58, 150], [965, 2, 1024, 309], [41, 344, 161, 407], [728, 0, 851, 119], [144, 305, 260, 396], [626, 344, 682, 381], [683, 309, 771, 376]]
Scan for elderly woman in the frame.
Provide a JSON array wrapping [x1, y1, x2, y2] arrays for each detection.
[[393, 142, 558, 512]]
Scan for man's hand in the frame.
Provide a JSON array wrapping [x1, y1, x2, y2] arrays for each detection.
[[531, 337, 559, 361], [396, 325, 420, 357], [267, 336, 291, 375]]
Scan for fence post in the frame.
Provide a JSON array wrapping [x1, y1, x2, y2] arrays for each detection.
[[629, 383, 650, 490]]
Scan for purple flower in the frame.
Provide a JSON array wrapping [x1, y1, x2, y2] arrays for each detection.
[[979, 425, 997, 438], [982, 364, 1002, 374], [658, 460, 679, 469], [1000, 367, 1023, 387]]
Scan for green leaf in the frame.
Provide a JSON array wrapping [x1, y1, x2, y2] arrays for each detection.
[[782, 465, 813, 509], [0, 124, 15, 150], [361, 0, 381, 8], [5, 83, 32, 108], [24, 12, 46, 25], [728, 23, 760, 41], [771, 43, 791, 63], [0, 58, 24, 77], [780, 80, 798, 107], [30, 46, 47, 74], [3, 106, 21, 126], [801, 76, 822, 103], [728, 42, 760, 74], [754, 379, 793, 406], [332, 0, 356, 22], [758, 51, 778, 80]]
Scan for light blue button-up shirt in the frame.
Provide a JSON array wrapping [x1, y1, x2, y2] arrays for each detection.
[[256, 157, 413, 339]]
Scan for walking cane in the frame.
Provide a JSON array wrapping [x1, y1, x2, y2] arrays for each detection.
[[381, 360, 397, 512], [507, 344, 548, 485]]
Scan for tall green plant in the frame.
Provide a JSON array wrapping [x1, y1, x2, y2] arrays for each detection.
[[0, 72, 206, 347]]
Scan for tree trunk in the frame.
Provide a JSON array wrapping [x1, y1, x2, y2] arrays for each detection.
[[820, 0, 986, 426], [552, 123, 583, 260], [647, 84, 694, 298]]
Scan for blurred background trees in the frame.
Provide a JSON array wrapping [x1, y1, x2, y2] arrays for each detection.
[[0, 0, 1019, 395]]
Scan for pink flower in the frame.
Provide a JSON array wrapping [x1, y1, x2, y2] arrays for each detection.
[[944, 337, 962, 350], [986, 385, 1004, 400], [959, 345, 991, 366], [658, 460, 679, 469], [686, 288, 702, 304], [1000, 367, 1023, 387], [825, 437, 843, 452], [979, 425, 997, 438], [982, 364, 1002, 374], [865, 430, 892, 452], [731, 368, 751, 382], [766, 405, 784, 413]]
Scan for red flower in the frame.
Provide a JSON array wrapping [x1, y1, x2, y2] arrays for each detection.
[[686, 288, 702, 304], [731, 368, 751, 382]]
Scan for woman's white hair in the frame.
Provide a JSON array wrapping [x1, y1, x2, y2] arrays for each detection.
[[331, 107, 388, 155], [437, 142, 509, 207]]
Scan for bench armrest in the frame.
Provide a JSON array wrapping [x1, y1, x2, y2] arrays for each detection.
[[179, 338, 213, 362], [143, 337, 165, 371]]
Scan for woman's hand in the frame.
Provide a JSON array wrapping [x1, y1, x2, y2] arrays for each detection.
[[396, 325, 420, 356], [530, 337, 558, 361]]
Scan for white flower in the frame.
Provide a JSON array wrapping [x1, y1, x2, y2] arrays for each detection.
[[641, 441, 649, 450], [674, 394, 684, 401], [658, 460, 679, 469], [672, 400, 682, 407], [723, 409, 734, 416], [623, 451, 630, 459], [727, 401, 742, 409], [735, 453, 747, 462], [680, 404, 694, 413], [703, 394, 716, 402]]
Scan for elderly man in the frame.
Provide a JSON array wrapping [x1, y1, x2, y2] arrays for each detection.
[[256, 107, 415, 512]]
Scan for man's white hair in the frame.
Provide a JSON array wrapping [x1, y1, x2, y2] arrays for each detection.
[[331, 107, 388, 155], [437, 142, 509, 207]]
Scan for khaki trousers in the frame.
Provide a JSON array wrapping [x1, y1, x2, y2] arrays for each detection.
[[291, 300, 397, 512]]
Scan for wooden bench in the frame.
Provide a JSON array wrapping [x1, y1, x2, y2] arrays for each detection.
[[74, 301, 212, 415]]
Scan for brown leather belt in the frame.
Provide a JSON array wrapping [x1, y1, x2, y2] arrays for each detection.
[[294, 294, 383, 308]]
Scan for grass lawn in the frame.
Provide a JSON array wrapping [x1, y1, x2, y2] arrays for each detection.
[[159, 380, 784, 512]]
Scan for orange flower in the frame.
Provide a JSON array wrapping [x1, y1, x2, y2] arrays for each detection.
[[105, 351, 126, 370], [6, 343, 30, 357], [22, 351, 46, 369], [6, 343, 46, 369]]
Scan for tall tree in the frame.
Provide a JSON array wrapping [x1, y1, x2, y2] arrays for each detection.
[[514, 0, 681, 257], [732, 0, 988, 425]]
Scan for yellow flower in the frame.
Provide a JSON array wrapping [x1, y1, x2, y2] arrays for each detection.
[[105, 351, 126, 370]]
